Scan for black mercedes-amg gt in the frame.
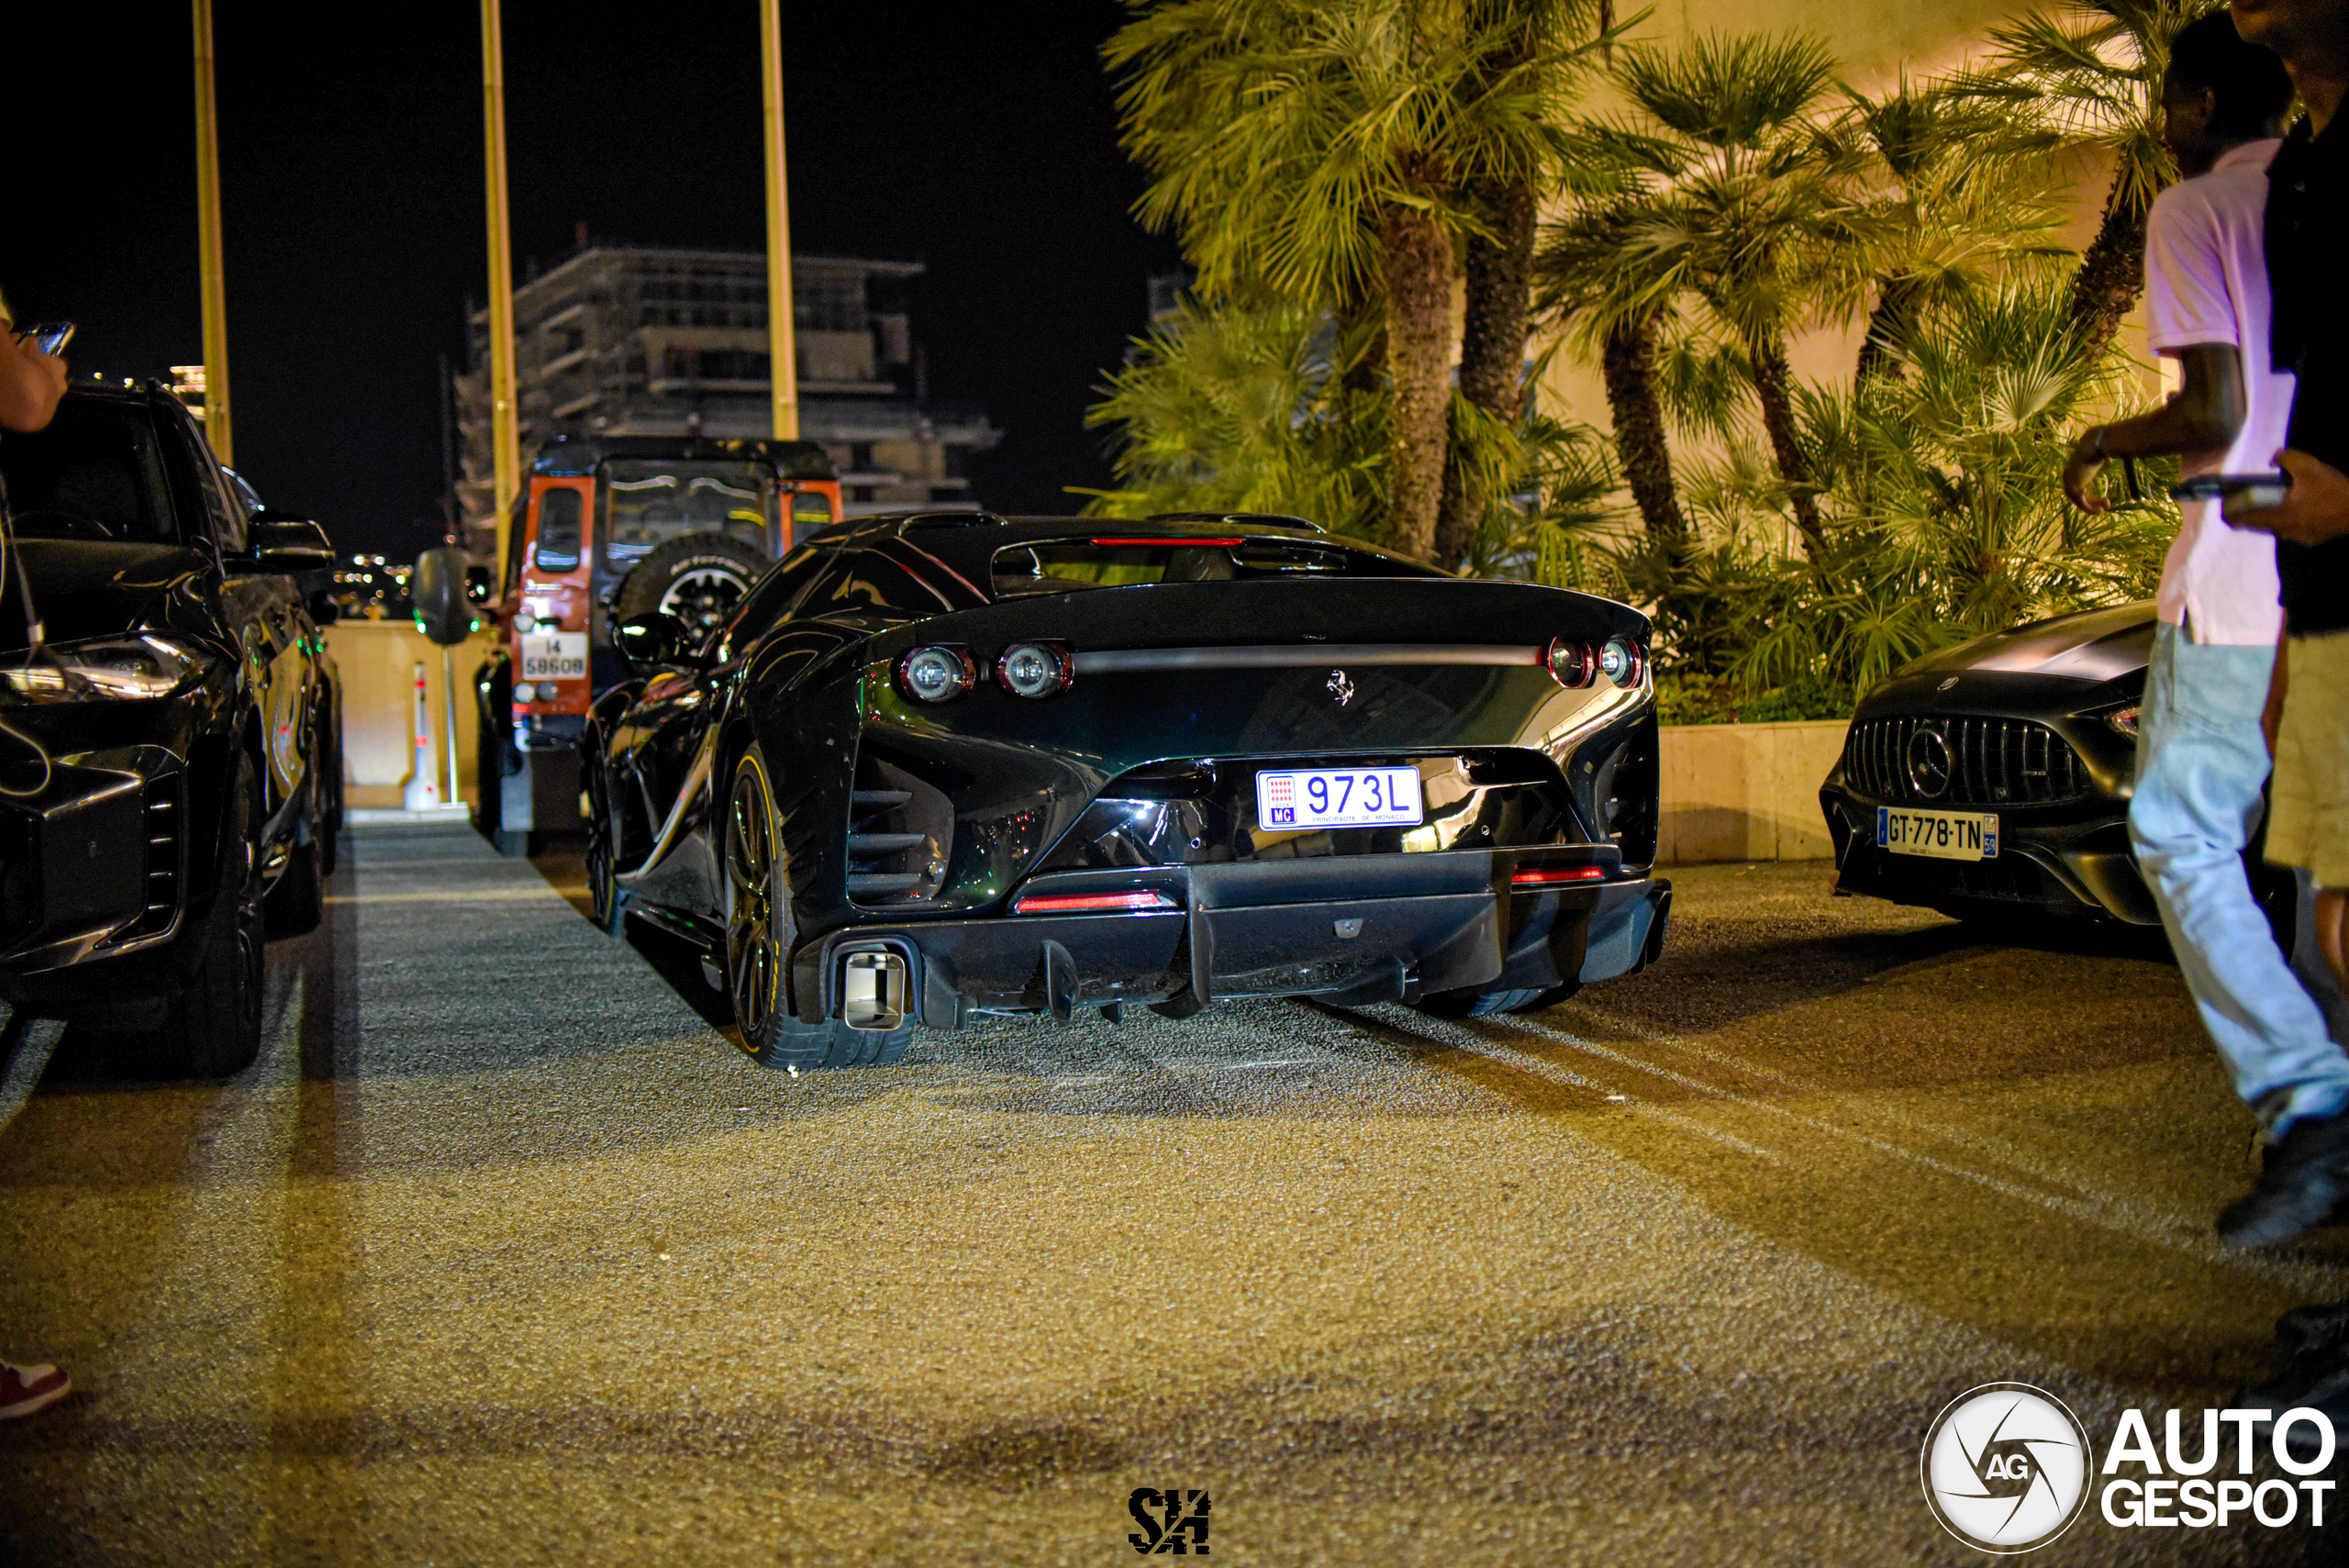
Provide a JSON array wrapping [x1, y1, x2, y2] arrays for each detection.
[[583, 512, 1669, 1069], [1820, 600, 2212, 926]]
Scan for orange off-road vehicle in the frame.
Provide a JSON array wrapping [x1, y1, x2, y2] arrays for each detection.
[[474, 435, 841, 852]]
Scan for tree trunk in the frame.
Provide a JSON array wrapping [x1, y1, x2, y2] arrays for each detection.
[[1382, 206, 1454, 562], [1748, 335, 1829, 569], [1855, 274, 1924, 384], [1435, 178, 1536, 566], [2066, 164, 2152, 360], [1598, 316, 1687, 542]]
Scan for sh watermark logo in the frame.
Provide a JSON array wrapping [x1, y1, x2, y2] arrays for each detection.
[[1127, 1488, 1210, 1555], [1920, 1384, 2092, 1553]]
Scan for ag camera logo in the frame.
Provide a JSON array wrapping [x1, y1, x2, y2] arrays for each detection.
[[1920, 1383, 2091, 1553]]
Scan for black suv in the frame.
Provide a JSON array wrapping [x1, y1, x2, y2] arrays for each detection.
[[0, 382, 342, 1074]]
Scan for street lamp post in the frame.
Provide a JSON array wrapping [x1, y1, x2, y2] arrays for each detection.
[[480, 0, 521, 585], [192, 0, 232, 464], [759, 0, 799, 441]]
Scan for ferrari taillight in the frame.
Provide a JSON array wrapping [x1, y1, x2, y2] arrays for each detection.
[[996, 641, 1074, 699], [896, 645, 977, 704], [1599, 636, 1646, 688], [1544, 637, 1597, 689]]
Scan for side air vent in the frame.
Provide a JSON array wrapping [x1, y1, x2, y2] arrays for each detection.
[[117, 774, 185, 943], [1583, 717, 1659, 868], [845, 757, 952, 905]]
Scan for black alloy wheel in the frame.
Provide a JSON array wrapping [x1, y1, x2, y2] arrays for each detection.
[[724, 746, 785, 1046], [143, 751, 267, 1077], [722, 743, 911, 1071], [584, 740, 624, 935]]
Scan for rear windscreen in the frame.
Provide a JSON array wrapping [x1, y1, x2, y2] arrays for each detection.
[[991, 537, 1392, 597], [595, 459, 776, 599]]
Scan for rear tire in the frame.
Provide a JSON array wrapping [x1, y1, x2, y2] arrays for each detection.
[[148, 753, 266, 1077], [722, 743, 912, 1070], [583, 738, 624, 935], [316, 711, 344, 875], [1413, 984, 1575, 1019], [265, 834, 324, 937], [477, 660, 519, 853], [614, 533, 767, 643]]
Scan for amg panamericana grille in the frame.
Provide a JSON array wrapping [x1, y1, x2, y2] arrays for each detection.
[[1842, 716, 2087, 806]]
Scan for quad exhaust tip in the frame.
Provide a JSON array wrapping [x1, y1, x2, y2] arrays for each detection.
[[839, 949, 910, 1031]]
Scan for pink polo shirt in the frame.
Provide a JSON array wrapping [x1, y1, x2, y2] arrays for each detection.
[[2143, 138, 2292, 645]]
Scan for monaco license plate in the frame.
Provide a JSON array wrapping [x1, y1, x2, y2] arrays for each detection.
[[1255, 767, 1424, 831], [1877, 806, 1998, 861], [519, 631, 589, 682]]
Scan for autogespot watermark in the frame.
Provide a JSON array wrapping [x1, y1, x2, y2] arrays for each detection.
[[1921, 1384, 2093, 1552], [1921, 1383, 2340, 1553]]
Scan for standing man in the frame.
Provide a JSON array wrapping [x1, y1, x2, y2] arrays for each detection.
[[0, 289, 72, 1420], [2229, 0, 2349, 1230], [2064, 11, 2347, 1248]]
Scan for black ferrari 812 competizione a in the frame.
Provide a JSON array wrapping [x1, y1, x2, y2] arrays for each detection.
[[583, 512, 1667, 1069]]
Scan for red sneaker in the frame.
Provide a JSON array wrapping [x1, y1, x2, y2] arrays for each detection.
[[0, 1361, 69, 1419]]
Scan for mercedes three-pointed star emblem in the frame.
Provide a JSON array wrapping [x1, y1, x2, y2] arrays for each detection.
[[1328, 669, 1354, 706], [1907, 726, 1954, 798]]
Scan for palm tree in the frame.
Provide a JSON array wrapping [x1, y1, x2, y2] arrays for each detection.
[[1107, 0, 1597, 562], [1436, 0, 1608, 566], [1079, 295, 1388, 531], [1821, 79, 2065, 384], [1965, 0, 2199, 354], [1539, 33, 1848, 568]]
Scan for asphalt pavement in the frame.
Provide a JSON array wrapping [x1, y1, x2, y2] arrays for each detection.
[[0, 824, 2342, 1565]]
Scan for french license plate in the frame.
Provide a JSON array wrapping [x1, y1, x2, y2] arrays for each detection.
[[1255, 767, 1424, 830], [1877, 806, 1998, 861], [519, 631, 588, 682]]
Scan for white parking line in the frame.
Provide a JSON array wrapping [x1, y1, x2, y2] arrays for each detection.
[[1508, 1008, 2349, 1291], [1346, 1006, 1788, 1165], [324, 889, 568, 904]]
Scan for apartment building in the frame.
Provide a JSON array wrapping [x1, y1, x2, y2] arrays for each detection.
[[454, 245, 1000, 545]]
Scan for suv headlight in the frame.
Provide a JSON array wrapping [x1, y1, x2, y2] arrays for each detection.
[[3, 635, 206, 701]]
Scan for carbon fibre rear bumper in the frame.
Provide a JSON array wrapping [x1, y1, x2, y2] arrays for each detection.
[[795, 850, 1670, 1026]]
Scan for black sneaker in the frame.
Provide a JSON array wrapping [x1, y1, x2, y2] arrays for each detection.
[[2233, 1353, 2349, 1465], [2217, 1110, 2349, 1249], [2277, 1299, 2349, 1360]]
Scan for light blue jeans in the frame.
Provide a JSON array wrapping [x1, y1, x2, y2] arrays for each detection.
[[2131, 624, 2349, 1134]]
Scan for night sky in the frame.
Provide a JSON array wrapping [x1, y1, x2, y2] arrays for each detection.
[[7, 1, 1182, 561]]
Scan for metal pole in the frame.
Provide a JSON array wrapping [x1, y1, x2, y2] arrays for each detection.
[[192, 0, 232, 464], [759, 0, 800, 440], [441, 645, 462, 808], [481, 0, 521, 584]]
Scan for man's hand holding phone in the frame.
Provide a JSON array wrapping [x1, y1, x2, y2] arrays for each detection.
[[2224, 449, 2349, 545], [0, 318, 68, 435]]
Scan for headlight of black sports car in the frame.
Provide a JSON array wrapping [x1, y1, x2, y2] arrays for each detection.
[[1, 634, 206, 702]]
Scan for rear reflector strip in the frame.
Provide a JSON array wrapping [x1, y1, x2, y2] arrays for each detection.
[[1011, 890, 1180, 915], [1089, 537, 1246, 548], [1512, 865, 1607, 886], [1072, 643, 1542, 674]]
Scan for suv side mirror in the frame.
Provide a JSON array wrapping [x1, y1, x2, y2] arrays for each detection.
[[411, 545, 476, 646], [247, 513, 337, 573], [615, 612, 699, 670]]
